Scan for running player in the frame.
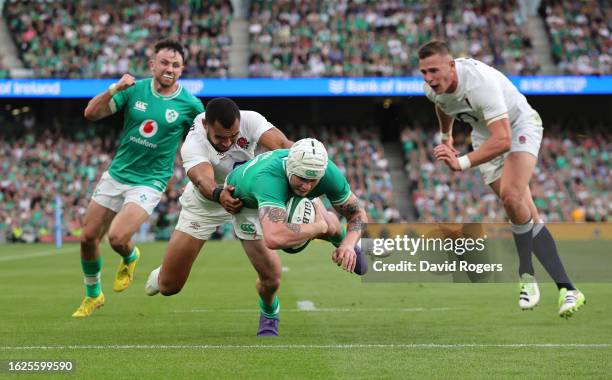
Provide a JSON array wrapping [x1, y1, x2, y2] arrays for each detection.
[[417, 40, 585, 318], [72, 39, 203, 317]]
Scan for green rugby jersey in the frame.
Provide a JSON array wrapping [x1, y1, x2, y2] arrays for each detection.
[[226, 149, 352, 210], [108, 78, 203, 191]]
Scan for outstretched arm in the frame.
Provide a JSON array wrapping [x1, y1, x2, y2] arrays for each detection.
[[84, 74, 135, 121], [259, 205, 327, 250], [331, 194, 368, 272]]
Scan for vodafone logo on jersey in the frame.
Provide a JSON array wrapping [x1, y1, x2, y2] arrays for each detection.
[[139, 120, 158, 138]]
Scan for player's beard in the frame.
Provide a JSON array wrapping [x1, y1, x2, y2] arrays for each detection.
[[207, 134, 232, 153]]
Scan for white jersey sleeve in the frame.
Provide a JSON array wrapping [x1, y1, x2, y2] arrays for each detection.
[[181, 112, 211, 173], [240, 111, 274, 143]]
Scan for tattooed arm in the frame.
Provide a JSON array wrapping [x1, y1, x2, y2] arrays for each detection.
[[258, 205, 328, 250], [331, 193, 368, 272], [334, 194, 367, 245]]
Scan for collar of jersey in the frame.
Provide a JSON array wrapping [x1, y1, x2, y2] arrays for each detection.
[[150, 79, 182, 100]]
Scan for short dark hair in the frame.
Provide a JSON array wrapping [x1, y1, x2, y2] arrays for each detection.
[[417, 40, 451, 60], [205, 98, 241, 129], [154, 39, 186, 62]]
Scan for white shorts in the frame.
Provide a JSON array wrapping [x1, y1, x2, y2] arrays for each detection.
[[175, 207, 232, 240], [92, 171, 162, 215], [471, 123, 543, 184], [232, 208, 263, 241]]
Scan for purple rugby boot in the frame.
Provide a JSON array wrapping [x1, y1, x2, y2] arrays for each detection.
[[354, 244, 368, 276], [257, 314, 279, 337]]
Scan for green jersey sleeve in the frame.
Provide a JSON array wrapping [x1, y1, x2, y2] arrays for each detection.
[[110, 82, 138, 113], [314, 159, 352, 206]]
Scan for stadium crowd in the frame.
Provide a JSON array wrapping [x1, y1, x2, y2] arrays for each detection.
[[247, 0, 540, 77], [4, 0, 233, 78], [542, 0, 611, 75], [0, 111, 399, 242], [4, 0, 608, 78], [401, 121, 610, 223]]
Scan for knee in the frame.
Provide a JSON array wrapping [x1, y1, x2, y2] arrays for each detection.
[[260, 276, 281, 293], [501, 189, 524, 211], [159, 273, 184, 296], [108, 231, 130, 251], [159, 283, 182, 296], [80, 230, 99, 246]]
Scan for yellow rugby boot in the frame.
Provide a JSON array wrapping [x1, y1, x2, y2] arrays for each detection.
[[72, 293, 105, 317], [113, 247, 140, 292]]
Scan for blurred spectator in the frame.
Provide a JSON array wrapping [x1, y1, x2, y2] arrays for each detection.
[[247, 0, 540, 77], [4, 0, 233, 78], [0, 57, 10, 78], [542, 0, 611, 74]]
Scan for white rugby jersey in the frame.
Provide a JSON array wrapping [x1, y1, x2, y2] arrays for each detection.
[[424, 58, 541, 138], [180, 110, 274, 211]]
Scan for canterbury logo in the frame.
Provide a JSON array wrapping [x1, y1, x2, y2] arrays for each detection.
[[240, 223, 256, 233], [134, 101, 147, 111]]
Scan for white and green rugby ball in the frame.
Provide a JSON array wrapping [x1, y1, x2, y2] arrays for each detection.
[[283, 196, 315, 254]]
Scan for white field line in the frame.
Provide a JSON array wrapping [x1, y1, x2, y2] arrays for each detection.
[[0, 246, 79, 262], [173, 307, 455, 313], [0, 343, 609, 351], [297, 300, 317, 311]]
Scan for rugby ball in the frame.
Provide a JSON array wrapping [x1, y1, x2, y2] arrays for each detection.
[[282, 196, 315, 254]]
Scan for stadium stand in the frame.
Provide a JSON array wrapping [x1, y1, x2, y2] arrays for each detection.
[[401, 121, 610, 223], [246, 0, 540, 77], [3, 0, 233, 78], [3, 0, 608, 77], [541, 0, 611, 75]]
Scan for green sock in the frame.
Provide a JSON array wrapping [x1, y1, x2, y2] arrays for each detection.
[[258, 296, 280, 319], [323, 226, 347, 248], [81, 257, 102, 298], [123, 246, 138, 264]]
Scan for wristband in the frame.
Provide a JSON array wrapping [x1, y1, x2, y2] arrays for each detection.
[[440, 131, 451, 141], [458, 155, 471, 171], [212, 187, 223, 203], [108, 83, 118, 96]]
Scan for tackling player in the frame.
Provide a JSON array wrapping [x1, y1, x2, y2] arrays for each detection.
[[72, 39, 203, 317], [417, 40, 585, 318], [224, 138, 368, 336], [144, 97, 293, 296]]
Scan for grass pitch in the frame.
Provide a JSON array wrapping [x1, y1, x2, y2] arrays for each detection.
[[0, 241, 610, 379]]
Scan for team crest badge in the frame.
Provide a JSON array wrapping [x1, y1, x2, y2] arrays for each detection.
[[139, 120, 158, 138], [165, 109, 179, 123], [237, 137, 250, 149], [518, 135, 526, 144]]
